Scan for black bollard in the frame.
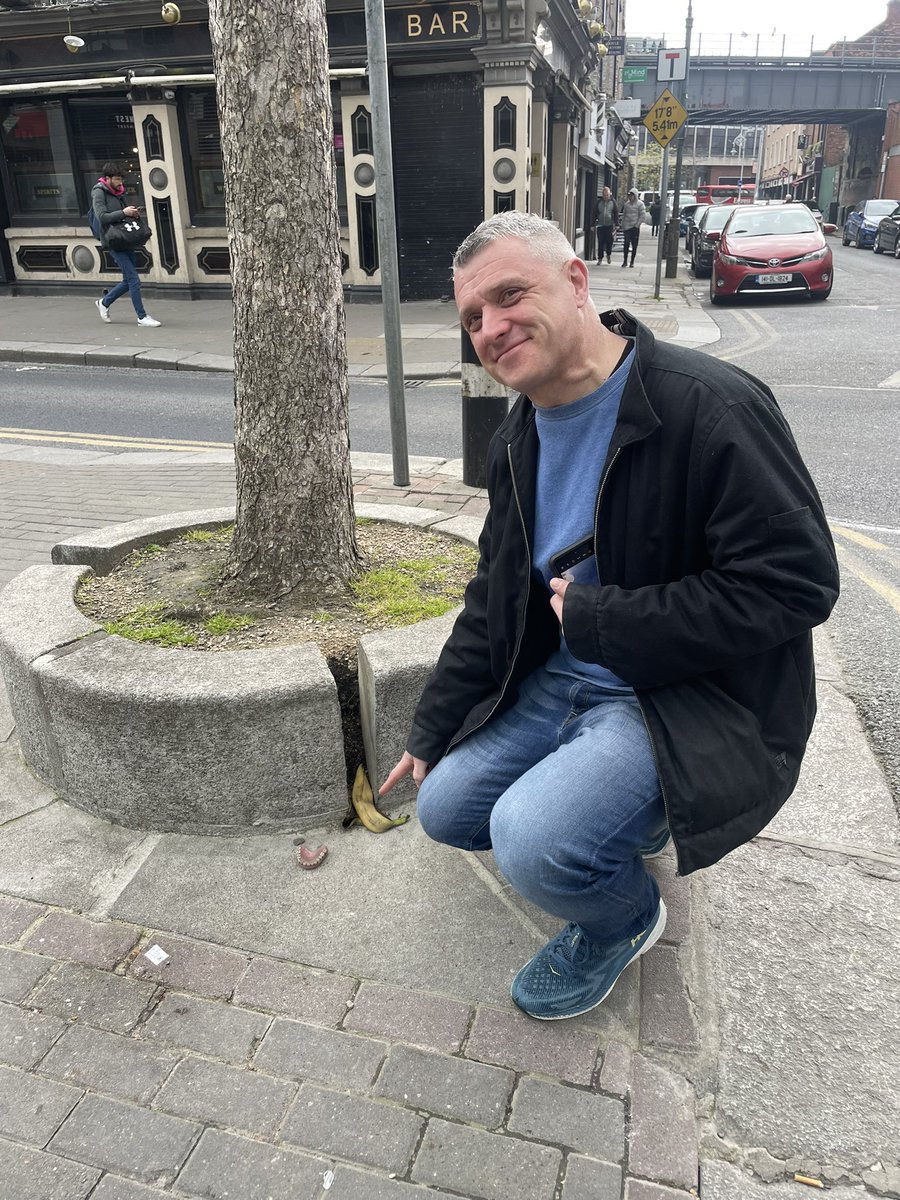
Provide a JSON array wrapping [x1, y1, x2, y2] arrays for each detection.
[[461, 328, 509, 489]]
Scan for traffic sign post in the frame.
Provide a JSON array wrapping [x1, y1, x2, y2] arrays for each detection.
[[657, 47, 687, 82], [642, 87, 688, 149], [653, 144, 670, 302]]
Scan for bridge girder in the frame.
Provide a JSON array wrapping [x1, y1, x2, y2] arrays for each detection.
[[622, 59, 900, 125]]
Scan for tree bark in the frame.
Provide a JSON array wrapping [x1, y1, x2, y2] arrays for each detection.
[[208, 0, 361, 597]]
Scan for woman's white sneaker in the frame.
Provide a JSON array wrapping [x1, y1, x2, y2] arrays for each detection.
[[137, 315, 161, 327], [95, 299, 111, 323]]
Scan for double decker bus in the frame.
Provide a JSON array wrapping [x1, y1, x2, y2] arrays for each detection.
[[695, 183, 756, 206]]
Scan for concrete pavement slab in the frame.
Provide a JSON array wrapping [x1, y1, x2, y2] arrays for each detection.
[[765, 679, 900, 851], [108, 819, 557, 1007], [703, 839, 900, 1172], [701, 1160, 866, 1198], [0, 801, 147, 910], [0, 741, 56, 823]]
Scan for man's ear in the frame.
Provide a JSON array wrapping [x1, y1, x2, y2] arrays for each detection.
[[568, 256, 590, 307]]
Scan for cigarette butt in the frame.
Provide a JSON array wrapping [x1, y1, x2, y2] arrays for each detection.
[[793, 1176, 824, 1189]]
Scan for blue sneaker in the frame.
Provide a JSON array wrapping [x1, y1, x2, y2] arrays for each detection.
[[511, 900, 667, 1020], [639, 827, 672, 859]]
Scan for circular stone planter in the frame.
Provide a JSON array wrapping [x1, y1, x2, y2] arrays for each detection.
[[0, 504, 481, 835]]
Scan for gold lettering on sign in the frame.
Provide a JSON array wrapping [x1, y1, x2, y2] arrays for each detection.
[[407, 13, 422, 35], [429, 12, 446, 33], [452, 10, 470, 31]]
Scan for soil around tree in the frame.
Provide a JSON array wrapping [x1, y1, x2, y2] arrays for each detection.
[[76, 521, 478, 787]]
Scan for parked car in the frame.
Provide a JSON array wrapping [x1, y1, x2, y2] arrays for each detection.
[[683, 203, 710, 252], [842, 199, 900, 248], [803, 203, 825, 226], [708, 203, 837, 305], [873, 205, 900, 257], [690, 205, 734, 277]]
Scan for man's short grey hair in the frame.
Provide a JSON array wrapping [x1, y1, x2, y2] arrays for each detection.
[[453, 212, 575, 274]]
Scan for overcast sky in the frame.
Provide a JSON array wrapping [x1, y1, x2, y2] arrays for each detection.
[[625, 0, 890, 48]]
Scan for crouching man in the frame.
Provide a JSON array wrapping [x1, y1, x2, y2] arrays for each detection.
[[381, 213, 839, 1021]]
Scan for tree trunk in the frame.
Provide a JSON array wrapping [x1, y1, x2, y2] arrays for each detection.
[[208, 0, 361, 597]]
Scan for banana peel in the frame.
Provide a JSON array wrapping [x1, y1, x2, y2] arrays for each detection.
[[348, 765, 409, 833]]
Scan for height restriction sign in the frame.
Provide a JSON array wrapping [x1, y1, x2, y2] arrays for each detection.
[[643, 88, 687, 148]]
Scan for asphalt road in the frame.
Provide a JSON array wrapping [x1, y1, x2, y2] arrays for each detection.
[[0, 237, 897, 810], [0, 368, 464, 460], [688, 238, 900, 812]]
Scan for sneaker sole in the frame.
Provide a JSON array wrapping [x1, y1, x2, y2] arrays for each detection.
[[522, 900, 668, 1021]]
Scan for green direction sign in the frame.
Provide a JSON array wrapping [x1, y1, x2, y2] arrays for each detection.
[[623, 66, 648, 82]]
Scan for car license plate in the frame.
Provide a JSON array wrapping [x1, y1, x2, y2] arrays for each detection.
[[757, 273, 792, 284]]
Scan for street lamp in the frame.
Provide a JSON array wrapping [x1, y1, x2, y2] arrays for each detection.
[[731, 127, 748, 195]]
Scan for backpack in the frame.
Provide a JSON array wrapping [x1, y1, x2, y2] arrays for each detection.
[[86, 206, 102, 241]]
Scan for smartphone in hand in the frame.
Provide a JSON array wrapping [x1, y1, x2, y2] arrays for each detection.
[[548, 535, 595, 582]]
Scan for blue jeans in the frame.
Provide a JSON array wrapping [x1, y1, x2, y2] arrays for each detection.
[[103, 248, 146, 318], [417, 666, 667, 945]]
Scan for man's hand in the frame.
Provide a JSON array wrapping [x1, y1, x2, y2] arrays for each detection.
[[549, 576, 569, 624], [379, 751, 431, 796]]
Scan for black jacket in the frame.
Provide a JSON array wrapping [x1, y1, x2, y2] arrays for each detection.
[[407, 311, 840, 875], [90, 181, 127, 247]]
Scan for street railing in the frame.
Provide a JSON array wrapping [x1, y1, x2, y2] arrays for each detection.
[[626, 32, 900, 65]]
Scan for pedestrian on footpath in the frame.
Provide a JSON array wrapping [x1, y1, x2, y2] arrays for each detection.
[[593, 186, 618, 264], [619, 189, 646, 267], [649, 194, 661, 236], [91, 162, 160, 328], [381, 211, 838, 1022]]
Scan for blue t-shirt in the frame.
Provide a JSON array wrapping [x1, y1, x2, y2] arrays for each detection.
[[532, 343, 635, 690]]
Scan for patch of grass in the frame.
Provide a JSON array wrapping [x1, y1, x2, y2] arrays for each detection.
[[355, 517, 375, 527], [185, 525, 233, 544], [134, 542, 165, 559], [351, 550, 475, 625], [311, 609, 334, 624], [204, 611, 255, 635], [104, 602, 196, 648]]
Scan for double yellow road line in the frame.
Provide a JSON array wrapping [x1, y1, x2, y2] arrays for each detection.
[[830, 524, 900, 617], [0, 426, 232, 453], [711, 309, 781, 362]]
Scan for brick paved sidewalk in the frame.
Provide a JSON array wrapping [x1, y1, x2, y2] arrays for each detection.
[[0, 454, 489, 590], [0, 890, 699, 1200], [0, 447, 705, 1200]]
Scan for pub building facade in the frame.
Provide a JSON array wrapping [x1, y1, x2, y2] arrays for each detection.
[[0, 0, 627, 300]]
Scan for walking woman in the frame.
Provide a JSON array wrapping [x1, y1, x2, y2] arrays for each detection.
[[91, 162, 160, 327], [620, 189, 647, 268]]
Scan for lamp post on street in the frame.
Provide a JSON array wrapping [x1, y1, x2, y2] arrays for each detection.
[[664, 0, 692, 278]]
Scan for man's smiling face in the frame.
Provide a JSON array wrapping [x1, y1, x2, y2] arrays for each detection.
[[454, 238, 589, 406]]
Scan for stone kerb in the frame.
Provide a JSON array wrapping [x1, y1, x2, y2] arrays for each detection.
[[52, 507, 237, 576], [0, 506, 483, 835], [0, 558, 346, 834]]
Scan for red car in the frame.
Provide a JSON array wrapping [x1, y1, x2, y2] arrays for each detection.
[[708, 203, 837, 304]]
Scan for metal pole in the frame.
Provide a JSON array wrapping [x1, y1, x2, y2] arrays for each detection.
[[753, 125, 765, 199], [654, 144, 669, 300], [738, 128, 745, 194], [665, 0, 692, 278], [460, 330, 508, 488], [364, 0, 409, 487]]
